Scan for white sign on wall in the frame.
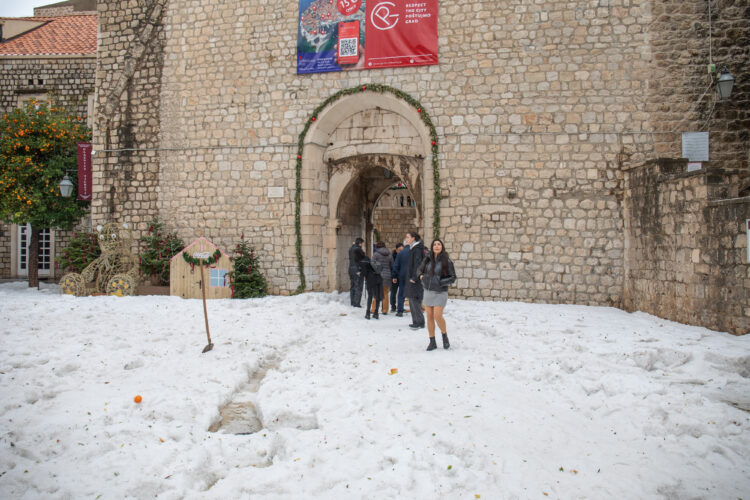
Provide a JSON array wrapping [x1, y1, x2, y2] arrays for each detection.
[[682, 132, 709, 162]]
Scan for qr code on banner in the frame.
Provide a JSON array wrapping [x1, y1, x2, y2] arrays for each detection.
[[339, 37, 358, 57]]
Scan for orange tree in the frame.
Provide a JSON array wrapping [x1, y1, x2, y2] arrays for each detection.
[[0, 98, 91, 287]]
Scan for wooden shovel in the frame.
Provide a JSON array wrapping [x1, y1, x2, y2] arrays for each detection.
[[199, 261, 213, 353]]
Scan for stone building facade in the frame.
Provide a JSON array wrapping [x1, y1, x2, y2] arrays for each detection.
[[92, 0, 748, 333], [624, 159, 750, 335], [0, 11, 96, 280]]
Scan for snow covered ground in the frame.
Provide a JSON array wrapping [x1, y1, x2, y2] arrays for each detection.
[[0, 281, 748, 499]]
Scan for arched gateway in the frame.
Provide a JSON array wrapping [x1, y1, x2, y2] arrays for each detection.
[[298, 89, 435, 292]]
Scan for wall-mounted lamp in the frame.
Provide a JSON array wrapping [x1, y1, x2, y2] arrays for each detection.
[[59, 174, 74, 198], [716, 67, 734, 101]]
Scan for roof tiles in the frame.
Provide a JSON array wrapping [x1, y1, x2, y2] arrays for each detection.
[[0, 14, 96, 56]]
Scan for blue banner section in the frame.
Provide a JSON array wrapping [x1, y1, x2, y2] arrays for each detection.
[[297, 0, 366, 74], [297, 51, 342, 74]]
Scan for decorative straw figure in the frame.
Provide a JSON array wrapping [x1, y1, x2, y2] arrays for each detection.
[[60, 222, 140, 296]]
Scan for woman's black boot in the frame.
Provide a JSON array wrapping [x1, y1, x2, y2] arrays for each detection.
[[442, 333, 450, 349], [426, 337, 437, 351]]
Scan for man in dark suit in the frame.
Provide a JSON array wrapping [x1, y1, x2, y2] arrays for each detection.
[[403, 231, 425, 329], [390, 243, 404, 312], [391, 242, 409, 316], [348, 237, 365, 307]]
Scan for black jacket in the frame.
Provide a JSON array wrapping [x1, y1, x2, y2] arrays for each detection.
[[348, 243, 365, 274], [419, 255, 457, 292], [359, 256, 383, 287], [404, 240, 426, 296]]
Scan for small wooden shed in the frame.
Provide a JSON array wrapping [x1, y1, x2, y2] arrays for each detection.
[[170, 237, 233, 299]]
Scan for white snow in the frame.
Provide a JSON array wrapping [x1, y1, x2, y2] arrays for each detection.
[[0, 281, 749, 499]]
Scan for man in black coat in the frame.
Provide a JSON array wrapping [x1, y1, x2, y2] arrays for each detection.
[[348, 237, 365, 307], [359, 255, 383, 319], [390, 243, 404, 312], [404, 231, 425, 329]]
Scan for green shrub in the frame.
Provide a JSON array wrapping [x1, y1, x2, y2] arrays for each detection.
[[229, 238, 267, 298], [55, 230, 101, 273]]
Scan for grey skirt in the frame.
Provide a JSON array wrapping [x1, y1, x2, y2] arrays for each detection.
[[423, 289, 448, 307]]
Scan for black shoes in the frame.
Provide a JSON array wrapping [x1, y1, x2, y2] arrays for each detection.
[[426, 337, 437, 351], [409, 323, 425, 329], [426, 334, 449, 351], [373, 313, 379, 320], [395, 312, 403, 317], [365, 313, 370, 320]]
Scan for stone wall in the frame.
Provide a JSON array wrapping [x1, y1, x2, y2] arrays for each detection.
[[645, 0, 749, 172], [0, 58, 94, 117], [0, 56, 95, 280], [94, 0, 655, 302], [619, 0, 750, 334], [35, 0, 97, 17], [624, 159, 749, 335], [373, 205, 418, 251], [92, 0, 167, 240], [91, 0, 749, 331]]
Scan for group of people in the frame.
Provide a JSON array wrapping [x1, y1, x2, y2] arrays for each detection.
[[348, 231, 457, 351]]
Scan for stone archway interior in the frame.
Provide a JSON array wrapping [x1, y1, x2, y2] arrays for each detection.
[[333, 159, 420, 291], [372, 184, 418, 249]]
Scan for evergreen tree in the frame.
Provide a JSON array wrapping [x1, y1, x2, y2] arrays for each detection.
[[55, 230, 101, 273], [230, 238, 267, 298], [138, 218, 184, 285]]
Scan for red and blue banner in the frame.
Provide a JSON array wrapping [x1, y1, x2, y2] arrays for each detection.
[[297, 0, 438, 74]]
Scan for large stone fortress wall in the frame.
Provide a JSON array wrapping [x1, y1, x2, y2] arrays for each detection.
[[92, 0, 748, 329]]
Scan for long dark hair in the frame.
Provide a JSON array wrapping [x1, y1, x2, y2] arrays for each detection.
[[428, 239, 451, 277]]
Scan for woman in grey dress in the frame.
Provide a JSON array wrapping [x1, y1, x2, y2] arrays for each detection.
[[419, 239, 457, 351]]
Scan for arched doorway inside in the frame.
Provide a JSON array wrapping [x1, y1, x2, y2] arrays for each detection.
[[371, 181, 418, 250], [332, 159, 420, 291], [300, 89, 434, 292]]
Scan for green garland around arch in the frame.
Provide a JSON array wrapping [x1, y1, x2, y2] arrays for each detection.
[[294, 84, 441, 294]]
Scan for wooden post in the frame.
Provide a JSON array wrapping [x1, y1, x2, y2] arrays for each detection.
[[199, 261, 213, 352]]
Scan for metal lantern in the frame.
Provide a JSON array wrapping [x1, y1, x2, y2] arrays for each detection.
[[717, 67, 735, 101], [59, 174, 74, 198]]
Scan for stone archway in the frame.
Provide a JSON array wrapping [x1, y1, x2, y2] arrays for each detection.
[[300, 90, 433, 292], [330, 158, 421, 291]]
